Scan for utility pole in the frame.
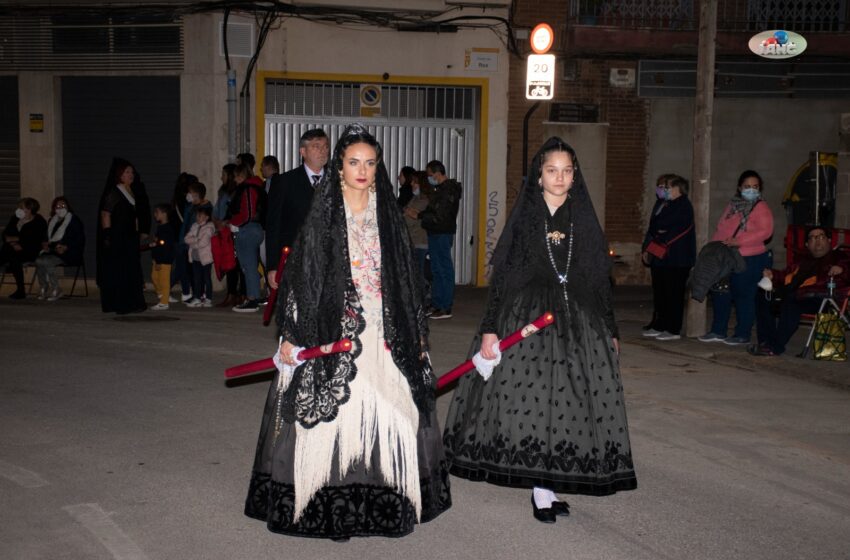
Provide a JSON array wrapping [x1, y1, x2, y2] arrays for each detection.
[[686, 0, 718, 337]]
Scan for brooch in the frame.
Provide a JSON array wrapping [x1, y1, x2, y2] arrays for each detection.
[[547, 230, 566, 245]]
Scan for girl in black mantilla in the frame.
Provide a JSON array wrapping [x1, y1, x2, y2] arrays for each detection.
[[443, 137, 637, 523], [244, 124, 451, 539]]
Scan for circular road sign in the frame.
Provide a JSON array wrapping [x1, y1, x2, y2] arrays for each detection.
[[530, 23, 554, 54]]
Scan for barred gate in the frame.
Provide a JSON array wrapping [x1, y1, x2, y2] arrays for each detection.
[[264, 80, 480, 284]]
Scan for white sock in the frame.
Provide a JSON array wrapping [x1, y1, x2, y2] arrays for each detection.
[[533, 487, 556, 508]]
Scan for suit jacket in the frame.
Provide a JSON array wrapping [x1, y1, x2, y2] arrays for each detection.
[[265, 166, 317, 271]]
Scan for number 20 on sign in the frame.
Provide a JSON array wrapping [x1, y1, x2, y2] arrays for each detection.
[[526, 54, 555, 100]]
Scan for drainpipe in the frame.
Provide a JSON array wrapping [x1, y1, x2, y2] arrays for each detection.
[[227, 69, 237, 163]]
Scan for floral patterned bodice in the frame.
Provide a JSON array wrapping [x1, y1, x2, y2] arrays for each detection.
[[345, 194, 383, 329]]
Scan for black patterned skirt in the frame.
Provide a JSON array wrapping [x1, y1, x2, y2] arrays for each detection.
[[442, 288, 637, 496], [244, 380, 451, 539]]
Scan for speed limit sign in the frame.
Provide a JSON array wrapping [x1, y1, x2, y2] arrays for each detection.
[[526, 54, 555, 100]]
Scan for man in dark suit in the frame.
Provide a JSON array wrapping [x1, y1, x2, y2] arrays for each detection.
[[265, 128, 329, 288]]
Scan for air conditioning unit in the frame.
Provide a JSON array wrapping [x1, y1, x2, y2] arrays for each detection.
[[220, 20, 254, 58]]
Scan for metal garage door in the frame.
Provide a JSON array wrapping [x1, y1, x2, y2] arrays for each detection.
[[264, 80, 479, 285], [0, 76, 20, 221], [61, 76, 180, 277]]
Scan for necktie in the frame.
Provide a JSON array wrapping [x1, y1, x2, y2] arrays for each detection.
[[311, 174, 321, 187]]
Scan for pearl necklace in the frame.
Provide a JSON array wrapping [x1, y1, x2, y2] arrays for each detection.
[[544, 220, 574, 302]]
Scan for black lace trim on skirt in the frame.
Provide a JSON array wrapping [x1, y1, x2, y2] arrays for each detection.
[[244, 466, 451, 539]]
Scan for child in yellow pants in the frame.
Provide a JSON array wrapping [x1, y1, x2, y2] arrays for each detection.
[[150, 204, 176, 310]]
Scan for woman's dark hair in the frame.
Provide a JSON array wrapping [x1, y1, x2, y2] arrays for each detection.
[[113, 162, 133, 186], [235, 162, 253, 179], [412, 170, 431, 197], [655, 173, 676, 187], [333, 127, 382, 172], [737, 170, 763, 192], [188, 181, 207, 199], [221, 163, 238, 196], [172, 172, 198, 209], [19, 197, 40, 214], [50, 196, 72, 215], [399, 166, 415, 185], [236, 152, 256, 170], [669, 175, 689, 196]]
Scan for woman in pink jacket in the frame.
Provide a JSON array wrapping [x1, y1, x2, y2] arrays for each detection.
[[699, 170, 774, 345]]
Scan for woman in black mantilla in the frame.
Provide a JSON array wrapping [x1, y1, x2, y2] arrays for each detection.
[[244, 124, 451, 539], [443, 137, 637, 523]]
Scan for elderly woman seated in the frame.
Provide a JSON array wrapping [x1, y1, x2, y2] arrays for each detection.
[[1, 197, 47, 299], [35, 196, 85, 301]]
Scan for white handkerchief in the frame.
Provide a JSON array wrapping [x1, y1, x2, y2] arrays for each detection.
[[272, 342, 305, 392], [471, 342, 502, 382]]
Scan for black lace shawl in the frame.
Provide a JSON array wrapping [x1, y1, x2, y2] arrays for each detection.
[[482, 136, 617, 338], [275, 124, 433, 428]]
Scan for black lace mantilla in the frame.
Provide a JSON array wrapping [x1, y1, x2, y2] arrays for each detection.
[[244, 466, 451, 538], [444, 429, 636, 496]]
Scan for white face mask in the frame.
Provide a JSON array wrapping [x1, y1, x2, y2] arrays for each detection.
[[412, 187, 421, 196], [186, 193, 195, 203], [56, 208, 68, 218], [15, 208, 26, 219]]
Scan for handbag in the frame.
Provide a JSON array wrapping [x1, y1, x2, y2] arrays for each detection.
[[813, 311, 847, 361], [646, 224, 694, 260]]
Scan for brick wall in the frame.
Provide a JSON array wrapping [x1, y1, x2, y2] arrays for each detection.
[[507, 2, 650, 254]]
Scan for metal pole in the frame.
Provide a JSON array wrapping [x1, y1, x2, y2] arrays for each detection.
[[811, 151, 821, 225], [522, 101, 542, 181], [227, 69, 237, 163], [685, 0, 718, 338]]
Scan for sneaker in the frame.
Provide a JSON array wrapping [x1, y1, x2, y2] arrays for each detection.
[[746, 343, 775, 356], [37, 287, 47, 300], [656, 332, 681, 341], [425, 306, 437, 318], [150, 303, 169, 311], [723, 336, 750, 346], [642, 328, 662, 337], [181, 292, 193, 302], [185, 298, 203, 308], [233, 299, 260, 313], [430, 308, 453, 320], [168, 295, 179, 303], [47, 287, 63, 302], [697, 332, 726, 342], [258, 297, 269, 307], [201, 298, 213, 308]]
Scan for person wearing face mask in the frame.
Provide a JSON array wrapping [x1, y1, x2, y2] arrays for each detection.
[[1, 198, 47, 299], [641, 173, 676, 331], [641, 175, 696, 341], [402, 170, 431, 277], [176, 182, 213, 304], [699, 170, 774, 345], [397, 165, 416, 209], [34, 196, 85, 301]]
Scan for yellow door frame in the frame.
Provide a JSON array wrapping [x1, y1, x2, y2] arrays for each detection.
[[256, 70, 490, 286]]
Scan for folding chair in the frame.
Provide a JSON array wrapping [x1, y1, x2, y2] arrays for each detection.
[[58, 261, 89, 298], [798, 284, 850, 358], [0, 262, 37, 294]]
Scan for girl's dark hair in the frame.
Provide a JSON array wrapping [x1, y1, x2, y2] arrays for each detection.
[[188, 182, 207, 199], [50, 196, 72, 215], [221, 163, 238, 196], [196, 206, 211, 218], [154, 203, 171, 214], [737, 170, 763, 192], [19, 197, 40, 214], [399, 166, 415, 185]]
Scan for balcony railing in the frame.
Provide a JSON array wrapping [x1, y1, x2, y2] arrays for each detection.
[[570, 0, 848, 32]]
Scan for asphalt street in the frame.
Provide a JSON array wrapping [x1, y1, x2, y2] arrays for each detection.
[[1, 286, 849, 560]]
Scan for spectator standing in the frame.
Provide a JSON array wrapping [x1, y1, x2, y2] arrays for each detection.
[[403, 170, 431, 277], [1, 198, 47, 299], [149, 204, 176, 310], [184, 206, 216, 307], [640, 175, 696, 340], [397, 165, 416, 208], [35, 196, 85, 301], [213, 163, 244, 307], [699, 170, 774, 345], [409, 160, 462, 319], [230, 163, 267, 312], [265, 128, 329, 290], [170, 172, 199, 302]]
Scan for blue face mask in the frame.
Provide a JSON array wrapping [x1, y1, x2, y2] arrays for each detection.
[[655, 186, 667, 199], [427, 176, 439, 187], [740, 188, 760, 202]]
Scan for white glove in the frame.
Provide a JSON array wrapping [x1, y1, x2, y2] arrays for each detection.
[[272, 339, 305, 392], [471, 342, 502, 382], [229, 224, 240, 234]]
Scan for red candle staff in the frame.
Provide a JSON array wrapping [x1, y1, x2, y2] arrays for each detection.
[[436, 312, 555, 390], [263, 246, 291, 326], [224, 339, 353, 379]]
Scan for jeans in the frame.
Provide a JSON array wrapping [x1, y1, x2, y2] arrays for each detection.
[[235, 222, 263, 301], [427, 233, 455, 310], [171, 244, 192, 296], [710, 251, 771, 339], [192, 261, 213, 301]]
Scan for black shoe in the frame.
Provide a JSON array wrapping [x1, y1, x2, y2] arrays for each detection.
[[430, 308, 453, 320], [531, 496, 556, 524], [9, 290, 26, 300], [425, 306, 436, 317], [551, 500, 571, 517], [232, 299, 260, 313]]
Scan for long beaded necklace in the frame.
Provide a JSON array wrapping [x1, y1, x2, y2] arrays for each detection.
[[544, 219, 574, 304]]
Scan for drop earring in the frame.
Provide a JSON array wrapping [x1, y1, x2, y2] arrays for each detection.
[[341, 178, 347, 191], [369, 182, 376, 193]]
